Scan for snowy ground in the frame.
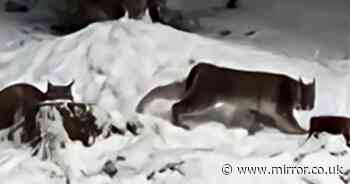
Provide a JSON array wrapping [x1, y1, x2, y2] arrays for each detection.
[[191, 0, 350, 62], [0, 0, 350, 183]]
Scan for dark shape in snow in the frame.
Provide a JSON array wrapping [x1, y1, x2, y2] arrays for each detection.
[[147, 161, 185, 180], [116, 155, 126, 161], [126, 121, 143, 136], [244, 30, 257, 37], [188, 59, 196, 65], [294, 145, 325, 163], [102, 160, 118, 178], [147, 171, 156, 180], [219, 30, 232, 36], [293, 153, 306, 163], [4, 1, 29, 12], [329, 150, 348, 157], [269, 151, 283, 158], [226, 0, 238, 9]]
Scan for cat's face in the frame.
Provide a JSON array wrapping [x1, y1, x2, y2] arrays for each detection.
[[300, 79, 315, 111], [45, 81, 74, 101]]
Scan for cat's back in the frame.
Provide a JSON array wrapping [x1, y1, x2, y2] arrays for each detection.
[[0, 83, 44, 100], [0, 83, 44, 129], [191, 63, 293, 96], [309, 116, 350, 135], [214, 66, 287, 94]]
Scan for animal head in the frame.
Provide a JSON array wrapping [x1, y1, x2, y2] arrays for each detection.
[[45, 81, 74, 101], [297, 78, 315, 111]]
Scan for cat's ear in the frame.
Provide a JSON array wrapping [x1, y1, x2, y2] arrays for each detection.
[[47, 81, 53, 89], [298, 77, 303, 84], [68, 80, 75, 88]]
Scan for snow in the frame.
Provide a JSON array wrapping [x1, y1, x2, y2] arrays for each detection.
[[192, 0, 350, 62], [0, 0, 350, 183]]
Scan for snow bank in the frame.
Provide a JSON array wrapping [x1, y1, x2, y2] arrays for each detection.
[[0, 19, 349, 183]]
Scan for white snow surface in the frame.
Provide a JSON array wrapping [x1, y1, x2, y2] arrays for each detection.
[[0, 0, 350, 183]]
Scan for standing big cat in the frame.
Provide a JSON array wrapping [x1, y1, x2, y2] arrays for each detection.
[[136, 62, 315, 134]]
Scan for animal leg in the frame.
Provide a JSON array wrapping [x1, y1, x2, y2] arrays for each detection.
[[228, 109, 264, 135], [171, 91, 217, 130], [263, 111, 307, 134], [247, 111, 268, 135], [21, 105, 41, 144], [247, 122, 264, 135], [342, 130, 350, 147]]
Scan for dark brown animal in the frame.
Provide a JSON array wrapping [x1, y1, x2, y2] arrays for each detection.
[[5, 1, 29, 12], [56, 103, 101, 147], [306, 116, 350, 147], [136, 62, 315, 134], [52, 0, 165, 34], [226, 0, 238, 9], [0, 81, 74, 143], [0, 83, 44, 130]]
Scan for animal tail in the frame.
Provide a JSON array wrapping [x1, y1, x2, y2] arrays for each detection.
[[136, 81, 186, 113], [185, 63, 201, 90], [136, 62, 204, 113]]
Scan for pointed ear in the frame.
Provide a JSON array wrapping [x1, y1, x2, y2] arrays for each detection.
[[312, 78, 316, 85], [68, 80, 75, 88], [47, 81, 53, 89], [298, 77, 303, 84]]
